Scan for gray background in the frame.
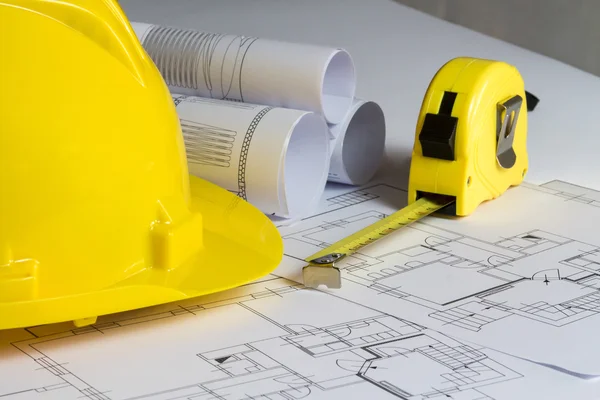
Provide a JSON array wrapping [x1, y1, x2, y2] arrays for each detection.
[[397, 0, 600, 77]]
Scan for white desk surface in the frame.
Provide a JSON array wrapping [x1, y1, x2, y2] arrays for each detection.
[[121, 0, 600, 192]]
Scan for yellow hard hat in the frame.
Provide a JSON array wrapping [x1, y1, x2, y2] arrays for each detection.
[[0, 0, 283, 330]]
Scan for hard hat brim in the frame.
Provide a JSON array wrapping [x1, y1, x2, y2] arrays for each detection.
[[0, 176, 283, 330]]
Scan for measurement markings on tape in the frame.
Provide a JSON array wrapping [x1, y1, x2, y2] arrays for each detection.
[[302, 195, 453, 289]]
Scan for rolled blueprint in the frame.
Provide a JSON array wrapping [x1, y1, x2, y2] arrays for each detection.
[[132, 22, 356, 124], [328, 99, 386, 185], [173, 95, 331, 220]]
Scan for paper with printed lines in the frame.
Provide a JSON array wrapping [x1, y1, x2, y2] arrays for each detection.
[[173, 94, 330, 220]]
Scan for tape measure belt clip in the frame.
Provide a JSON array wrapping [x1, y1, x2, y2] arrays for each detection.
[[496, 94, 523, 169]]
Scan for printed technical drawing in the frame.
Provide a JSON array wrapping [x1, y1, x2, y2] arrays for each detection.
[[538, 180, 600, 208], [236, 105, 273, 200], [0, 277, 592, 400], [172, 92, 329, 220], [174, 95, 262, 110], [143, 25, 259, 101], [174, 94, 274, 199], [181, 119, 237, 168], [276, 181, 600, 376]]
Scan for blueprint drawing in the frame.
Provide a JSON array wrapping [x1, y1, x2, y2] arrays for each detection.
[[276, 181, 600, 376], [0, 276, 595, 400]]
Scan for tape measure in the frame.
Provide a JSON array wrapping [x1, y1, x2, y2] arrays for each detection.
[[303, 57, 529, 289]]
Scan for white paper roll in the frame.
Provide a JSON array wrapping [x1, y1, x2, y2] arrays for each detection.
[[172, 95, 330, 219], [131, 21, 356, 124], [328, 99, 386, 186]]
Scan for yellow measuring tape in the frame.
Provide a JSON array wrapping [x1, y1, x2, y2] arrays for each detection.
[[303, 195, 453, 288], [303, 57, 530, 289]]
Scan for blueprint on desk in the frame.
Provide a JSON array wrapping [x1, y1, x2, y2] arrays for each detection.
[[0, 276, 596, 400], [275, 180, 600, 377]]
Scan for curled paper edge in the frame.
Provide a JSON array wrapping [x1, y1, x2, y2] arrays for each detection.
[[327, 98, 386, 186]]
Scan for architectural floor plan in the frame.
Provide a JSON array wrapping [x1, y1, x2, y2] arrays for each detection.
[[276, 181, 600, 376], [0, 276, 595, 400]]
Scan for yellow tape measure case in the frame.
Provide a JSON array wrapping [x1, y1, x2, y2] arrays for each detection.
[[408, 57, 529, 216]]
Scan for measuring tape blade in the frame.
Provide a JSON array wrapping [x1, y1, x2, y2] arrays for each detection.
[[302, 195, 453, 289], [301, 56, 529, 289]]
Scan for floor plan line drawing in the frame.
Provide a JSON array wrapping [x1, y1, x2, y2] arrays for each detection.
[[324, 188, 382, 209], [282, 184, 600, 326], [315, 179, 600, 219], [281, 183, 394, 227], [2, 181, 600, 399], [275, 181, 600, 375], [308, 179, 600, 228], [537, 180, 600, 208], [1, 275, 564, 400]]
